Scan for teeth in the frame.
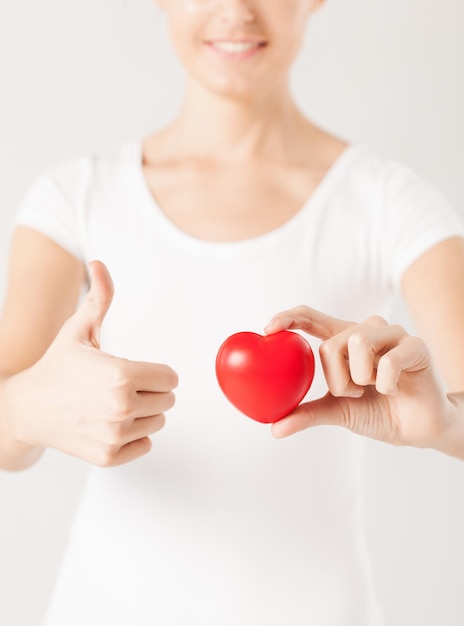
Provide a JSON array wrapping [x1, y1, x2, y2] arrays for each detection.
[[212, 41, 260, 53]]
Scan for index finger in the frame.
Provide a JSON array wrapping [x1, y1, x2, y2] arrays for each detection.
[[264, 305, 354, 341]]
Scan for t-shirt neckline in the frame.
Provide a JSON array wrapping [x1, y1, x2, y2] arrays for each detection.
[[131, 138, 365, 253]]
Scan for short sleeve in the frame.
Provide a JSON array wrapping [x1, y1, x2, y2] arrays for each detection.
[[12, 165, 85, 262], [382, 162, 464, 291]]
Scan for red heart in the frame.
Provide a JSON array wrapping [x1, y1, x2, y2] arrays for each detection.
[[215, 330, 315, 423]]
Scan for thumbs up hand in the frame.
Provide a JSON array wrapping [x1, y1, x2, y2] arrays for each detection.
[[4, 261, 178, 467]]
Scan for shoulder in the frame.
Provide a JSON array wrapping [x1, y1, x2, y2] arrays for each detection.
[[344, 143, 416, 187], [14, 138, 142, 242], [29, 138, 140, 200], [338, 144, 458, 219], [351, 148, 464, 290]]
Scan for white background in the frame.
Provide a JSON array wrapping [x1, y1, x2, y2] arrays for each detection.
[[0, 0, 463, 624]]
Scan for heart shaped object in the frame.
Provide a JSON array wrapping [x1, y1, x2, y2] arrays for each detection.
[[215, 330, 315, 423]]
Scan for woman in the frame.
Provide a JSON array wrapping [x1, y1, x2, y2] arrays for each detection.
[[1, 0, 463, 624]]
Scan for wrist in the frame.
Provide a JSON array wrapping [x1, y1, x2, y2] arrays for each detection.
[[433, 392, 464, 461], [0, 374, 44, 471]]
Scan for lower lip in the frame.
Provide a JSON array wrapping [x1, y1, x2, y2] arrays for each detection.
[[205, 43, 266, 61]]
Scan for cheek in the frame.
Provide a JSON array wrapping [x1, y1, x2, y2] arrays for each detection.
[[182, 0, 214, 14], [276, 19, 308, 64], [265, 29, 305, 72], [166, 0, 214, 24], [169, 0, 212, 18], [165, 4, 206, 63], [258, 0, 309, 61]]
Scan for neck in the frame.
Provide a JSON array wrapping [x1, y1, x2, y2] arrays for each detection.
[[162, 79, 314, 162]]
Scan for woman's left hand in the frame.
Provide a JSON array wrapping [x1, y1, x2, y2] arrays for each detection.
[[265, 305, 452, 449]]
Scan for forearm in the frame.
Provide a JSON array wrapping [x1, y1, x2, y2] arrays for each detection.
[[433, 392, 464, 461], [0, 375, 44, 471]]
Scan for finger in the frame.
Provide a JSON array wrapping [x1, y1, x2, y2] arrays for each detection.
[[362, 315, 389, 329], [98, 412, 167, 447], [107, 437, 153, 467], [125, 414, 167, 443], [347, 325, 408, 387], [123, 360, 179, 393], [271, 393, 350, 438], [376, 336, 431, 395], [131, 390, 176, 419], [265, 305, 353, 341], [63, 260, 114, 348], [318, 316, 395, 395], [319, 335, 365, 398]]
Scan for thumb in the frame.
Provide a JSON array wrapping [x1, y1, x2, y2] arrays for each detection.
[[64, 260, 115, 348], [271, 393, 351, 439]]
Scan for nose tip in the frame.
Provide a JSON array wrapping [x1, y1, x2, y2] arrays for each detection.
[[218, 0, 256, 23]]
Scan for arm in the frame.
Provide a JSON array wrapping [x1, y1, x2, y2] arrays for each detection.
[[0, 226, 86, 470], [265, 237, 464, 461], [0, 227, 178, 472], [401, 236, 464, 459]]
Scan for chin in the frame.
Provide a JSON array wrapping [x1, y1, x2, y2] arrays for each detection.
[[211, 85, 261, 102], [198, 72, 269, 102]]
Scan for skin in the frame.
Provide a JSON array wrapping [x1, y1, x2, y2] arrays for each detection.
[[0, 256, 178, 470], [144, 0, 345, 242], [0, 0, 463, 471]]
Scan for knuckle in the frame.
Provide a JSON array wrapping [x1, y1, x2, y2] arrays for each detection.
[[117, 397, 133, 420], [103, 421, 126, 445], [403, 335, 431, 365], [390, 323, 407, 336], [110, 360, 132, 391], [109, 380, 135, 421], [110, 390, 133, 420], [404, 335, 426, 350], [376, 357, 399, 396], [319, 339, 336, 360], [347, 331, 369, 351], [295, 305, 311, 316], [93, 444, 119, 468], [378, 353, 396, 373], [364, 315, 387, 327]]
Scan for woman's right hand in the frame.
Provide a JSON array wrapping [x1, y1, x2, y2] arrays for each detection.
[[2, 260, 178, 467]]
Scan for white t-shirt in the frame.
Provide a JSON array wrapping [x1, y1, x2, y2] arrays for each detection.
[[13, 139, 464, 626]]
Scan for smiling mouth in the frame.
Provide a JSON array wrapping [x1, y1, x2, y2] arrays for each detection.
[[205, 39, 268, 59]]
